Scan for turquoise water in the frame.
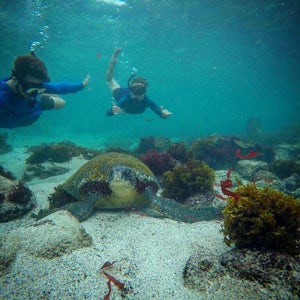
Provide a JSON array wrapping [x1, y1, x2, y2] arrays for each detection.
[[1, 0, 299, 145]]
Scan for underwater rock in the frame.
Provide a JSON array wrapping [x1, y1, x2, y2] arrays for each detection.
[[235, 160, 268, 180], [184, 248, 300, 299], [4, 210, 92, 259], [184, 191, 215, 210], [249, 169, 286, 191], [293, 187, 300, 199], [220, 249, 300, 297], [183, 251, 225, 292], [0, 232, 19, 273], [0, 175, 35, 222], [275, 144, 296, 161], [283, 173, 300, 192]]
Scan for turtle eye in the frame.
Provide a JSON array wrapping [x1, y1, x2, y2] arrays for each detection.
[[135, 178, 146, 193]]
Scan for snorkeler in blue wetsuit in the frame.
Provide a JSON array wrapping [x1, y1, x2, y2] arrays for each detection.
[[0, 51, 90, 129], [105, 48, 172, 119]]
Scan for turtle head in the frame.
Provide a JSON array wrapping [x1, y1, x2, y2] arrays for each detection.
[[109, 165, 137, 196]]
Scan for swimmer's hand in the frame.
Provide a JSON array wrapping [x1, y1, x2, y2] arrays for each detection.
[[82, 74, 90, 87], [161, 106, 173, 118], [112, 102, 124, 115], [111, 48, 122, 65]]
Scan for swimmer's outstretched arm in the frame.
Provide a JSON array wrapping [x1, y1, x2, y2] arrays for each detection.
[[106, 48, 122, 91]]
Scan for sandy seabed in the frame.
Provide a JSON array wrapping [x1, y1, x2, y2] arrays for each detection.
[[0, 141, 236, 300]]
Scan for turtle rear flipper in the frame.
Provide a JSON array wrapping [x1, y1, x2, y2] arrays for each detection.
[[145, 188, 218, 223]]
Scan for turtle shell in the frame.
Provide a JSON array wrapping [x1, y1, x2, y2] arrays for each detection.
[[63, 152, 159, 209]]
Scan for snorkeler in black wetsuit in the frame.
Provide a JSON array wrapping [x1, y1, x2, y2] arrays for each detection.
[[105, 48, 172, 119]]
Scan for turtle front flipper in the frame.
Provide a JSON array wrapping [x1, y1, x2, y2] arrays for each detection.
[[145, 188, 218, 223], [61, 198, 96, 221], [35, 197, 96, 222]]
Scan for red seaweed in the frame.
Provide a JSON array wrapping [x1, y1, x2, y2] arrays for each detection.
[[100, 261, 126, 300], [102, 270, 125, 290], [235, 148, 263, 159], [220, 168, 239, 201], [103, 280, 112, 300], [100, 261, 116, 269]]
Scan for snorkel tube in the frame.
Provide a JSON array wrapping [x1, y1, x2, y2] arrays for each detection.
[[127, 73, 136, 89]]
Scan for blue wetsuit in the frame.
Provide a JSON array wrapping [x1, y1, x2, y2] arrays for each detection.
[[0, 79, 84, 128], [106, 87, 165, 118]]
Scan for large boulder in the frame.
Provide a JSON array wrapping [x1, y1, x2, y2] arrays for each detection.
[[0, 210, 92, 273]]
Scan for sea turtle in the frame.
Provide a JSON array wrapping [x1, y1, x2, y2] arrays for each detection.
[[40, 152, 218, 223]]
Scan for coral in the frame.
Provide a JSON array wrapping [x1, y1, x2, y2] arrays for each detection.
[[139, 149, 175, 176], [222, 183, 300, 254], [162, 160, 215, 203], [0, 132, 12, 155], [167, 142, 188, 162], [270, 159, 300, 179], [26, 141, 101, 165]]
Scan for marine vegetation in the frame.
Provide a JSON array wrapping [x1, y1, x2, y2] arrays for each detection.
[[47, 184, 78, 209], [162, 160, 215, 203], [26, 141, 102, 165], [139, 149, 175, 176], [188, 135, 239, 169], [100, 261, 127, 300], [222, 183, 300, 254], [219, 168, 239, 201], [7, 181, 33, 205], [235, 149, 262, 159], [167, 142, 188, 163]]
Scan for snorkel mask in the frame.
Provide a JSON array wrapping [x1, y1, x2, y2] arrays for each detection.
[[128, 74, 146, 96], [21, 82, 46, 96], [12, 74, 46, 97]]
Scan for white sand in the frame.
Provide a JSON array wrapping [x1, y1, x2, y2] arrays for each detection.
[[0, 146, 230, 300], [1, 214, 227, 299]]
